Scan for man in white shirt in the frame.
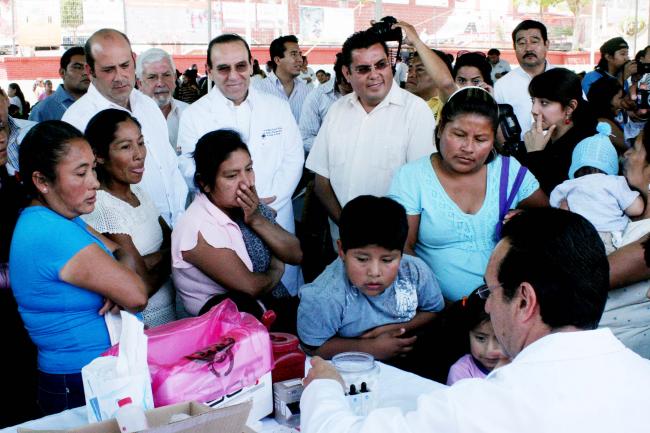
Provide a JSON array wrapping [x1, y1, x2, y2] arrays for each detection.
[[306, 29, 435, 241], [62, 28, 188, 227], [136, 48, 188, 154], [177, 33, 304, 294], [487, 48, 511, 82], [494, 20, 553, 141], [301, 208, 650, 433], [252, 35, 311, 122]]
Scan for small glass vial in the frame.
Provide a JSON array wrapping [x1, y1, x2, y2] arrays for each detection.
[[331, 352, 380, 415]]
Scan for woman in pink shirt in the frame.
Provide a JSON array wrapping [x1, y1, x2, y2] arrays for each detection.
[[171, 129, 302, 318]]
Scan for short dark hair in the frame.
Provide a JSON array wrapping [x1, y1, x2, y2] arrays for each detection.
[[529, 68, 595, 128], [193, 129, 250, 194], [338, 195, 408, 253], [436, 87, 498, 163], [487, 48, 500, 56], [587, 77, 623, 121], [60, 46, 85, 70], [453, 52, 494, 86], [269, 35, 299, 71], [315, 69, 326, 75], [84, 109, 142, 184], [207, 33, 252, 68], [341, 30, 389, 68], [85, 28, 131, 73], [511, 20, 548, 44], [634, 45, 650, 63], [498, 208, 609, 330], [19, 121, 84, 199]]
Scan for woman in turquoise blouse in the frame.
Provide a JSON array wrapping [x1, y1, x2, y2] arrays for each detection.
[[388, 88, 547, 302]]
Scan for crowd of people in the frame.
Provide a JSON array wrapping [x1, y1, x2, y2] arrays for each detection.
[[2, 15, 650, 431]]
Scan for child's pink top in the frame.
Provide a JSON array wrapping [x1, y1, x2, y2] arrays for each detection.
[[446, 354, 488, 385]]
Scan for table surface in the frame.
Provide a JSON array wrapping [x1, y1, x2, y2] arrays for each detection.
[[3, 362, 446, 433]]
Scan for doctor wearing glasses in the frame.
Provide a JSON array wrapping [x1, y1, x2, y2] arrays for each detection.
[[306, 27, 435, 246], [177, 33, 304, 295]]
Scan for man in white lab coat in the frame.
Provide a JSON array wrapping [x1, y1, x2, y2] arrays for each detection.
[[177, 33, 304, 294]]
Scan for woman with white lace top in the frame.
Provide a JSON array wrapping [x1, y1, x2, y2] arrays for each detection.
[[82, 109, 176, 328]]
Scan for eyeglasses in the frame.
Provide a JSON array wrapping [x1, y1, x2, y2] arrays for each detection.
[[352, 59, 390, 75], [214, 62, 250, 75], [476, 283, 502, 299]]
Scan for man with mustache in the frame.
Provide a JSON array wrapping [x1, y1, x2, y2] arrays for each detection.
[[494, 20, 552, 141], [29, 47, 90, 122], [63, 28, 188, 227], [136, 48, 188, 153]]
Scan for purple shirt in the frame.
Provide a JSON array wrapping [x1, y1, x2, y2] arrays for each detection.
[[446, 354, 489, 385]]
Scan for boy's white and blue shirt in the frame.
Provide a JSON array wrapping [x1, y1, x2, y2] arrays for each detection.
[[297, 254, 444, 347]]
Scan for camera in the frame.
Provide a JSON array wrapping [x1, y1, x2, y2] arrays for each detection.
[[369, 16, 402, 43], [637, 89, 650, 110], [636, 62, 650, 75], [497, 104, 525, 157]]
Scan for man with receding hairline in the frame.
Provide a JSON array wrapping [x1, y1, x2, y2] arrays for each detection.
[[63, 28, 187, 227]]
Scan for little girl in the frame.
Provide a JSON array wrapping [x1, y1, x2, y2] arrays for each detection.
[[447, 289, 508, 385]]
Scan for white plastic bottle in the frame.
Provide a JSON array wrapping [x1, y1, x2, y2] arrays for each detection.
[[115, 397, 149, 433]]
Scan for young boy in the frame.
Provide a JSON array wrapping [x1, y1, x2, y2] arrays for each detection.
[[297, 195, 444, 364]]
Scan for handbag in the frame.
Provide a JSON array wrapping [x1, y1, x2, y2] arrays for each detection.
[[104, 299, 273, 407], [496, 156, 528, 240]]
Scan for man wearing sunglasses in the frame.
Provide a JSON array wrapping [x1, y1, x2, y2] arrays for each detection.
[[301, 208, 650, 433], [306, 28, 435, 246], [177, 33, 304, 295]]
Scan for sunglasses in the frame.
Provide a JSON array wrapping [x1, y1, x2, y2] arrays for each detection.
[[351, 59, 390, 75]]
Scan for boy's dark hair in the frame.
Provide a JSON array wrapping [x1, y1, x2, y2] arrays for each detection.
[[511, 20, 548, 44], [339, 195, 408, 253], [60, 46, 85, 70], [487, 48, 500, 56], [341, 30, 389, 68], [269, 35, 299, 71], [207, 33, 252, 68]]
